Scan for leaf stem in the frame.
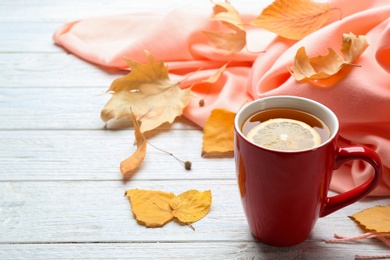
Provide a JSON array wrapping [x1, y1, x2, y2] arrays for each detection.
[[343, 62, 362, 67]]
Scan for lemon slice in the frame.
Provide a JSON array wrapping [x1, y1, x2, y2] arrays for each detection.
[[246, 118, 321, 151]]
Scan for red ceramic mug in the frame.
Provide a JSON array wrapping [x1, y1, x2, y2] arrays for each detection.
[[234, 96, 382, 247]]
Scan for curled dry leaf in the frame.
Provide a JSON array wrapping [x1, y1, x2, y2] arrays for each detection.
[[290, 47, 344, 81], [202, 1, 246, 54], [125, 189, 212, 228], [289, 33, 368, 82], [251, 0, 334, 40], [101, 51, 192, 133], [202, 108, 236, 158], [341, 32, 369, 63], [349, 205, 390, 233], [120, 112, 146, 176]]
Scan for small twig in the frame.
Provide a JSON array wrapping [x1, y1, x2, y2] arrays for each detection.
[[147, 141, 192, 170]]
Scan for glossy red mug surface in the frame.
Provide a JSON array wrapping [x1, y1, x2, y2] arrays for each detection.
[[234, 96, 382, 247]]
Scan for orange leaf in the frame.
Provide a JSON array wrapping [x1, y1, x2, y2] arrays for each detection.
[[202, 108, 236, 157], [250, 0, 334, 40], [170, 190, 212, 224], [289, 33, 368, 81], [125, 189, 175, 228], [350, 205, 390, 233], [120, 112, 147, 176], [202, 1, 246, 53], [101, 51, 192, 132]]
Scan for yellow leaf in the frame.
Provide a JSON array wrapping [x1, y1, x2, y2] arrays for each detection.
[[250, 0, 334, 40], [125, 189, 175, 228], [350, 205, 390, 233], [101, 51, 192, 132], [202, 1, 246, 53], [170, 190, 212, 224], [125, 189, 212, 228], [119, 112, 147, 176], [289, 33, 368, 81], [202, 108, 235, 158]]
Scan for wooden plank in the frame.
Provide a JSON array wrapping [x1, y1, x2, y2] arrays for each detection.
[[0, 23, 63, 53], [0, 87, 109, 130], [1, 180, 387, 244], [0, 87, 200, 130], [0, 53, 124, 88], [0, 129, 230, 181], [0, 241, 389, 260]]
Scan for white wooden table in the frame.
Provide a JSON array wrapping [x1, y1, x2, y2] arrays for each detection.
[[1, 0, 389, 259]]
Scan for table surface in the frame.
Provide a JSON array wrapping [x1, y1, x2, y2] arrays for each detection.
[[1, 0, 389, 259]]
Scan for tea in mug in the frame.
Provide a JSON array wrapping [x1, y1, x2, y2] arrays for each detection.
[[242, 108, 331, 151]]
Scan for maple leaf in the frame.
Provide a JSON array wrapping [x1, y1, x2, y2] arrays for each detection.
[[202, 108, 236, 158], [125, 189, 175, 228], [289, 33, 368, 81], [101, 51, 192, 133], [349, 205, 390, 233], [170, 190, 212, 224], [202, 1, 246, 54], [250, 0, 334, 40], [125, 189, 212, 228], [120, 112, 146, 177]]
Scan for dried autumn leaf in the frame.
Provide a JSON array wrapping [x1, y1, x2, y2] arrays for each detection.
[[290, 47, 344, 81], [170, 190, 212, 224], [125, 189, 175, 228], [289, 33, 368, 81], [120, 112, 146, 176], [250, 0, 334, 40], [202, 108, 235, 157], [350, 205, 390, 233], [202, 1, 246, 53], [101, 51, 192, 132], [341, 32, 369, 63]]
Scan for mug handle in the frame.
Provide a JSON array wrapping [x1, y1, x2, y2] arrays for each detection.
[[320, 146, 383, 217]]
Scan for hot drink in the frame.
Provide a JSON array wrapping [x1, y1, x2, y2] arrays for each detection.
[[242, 108, 331, 150]]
